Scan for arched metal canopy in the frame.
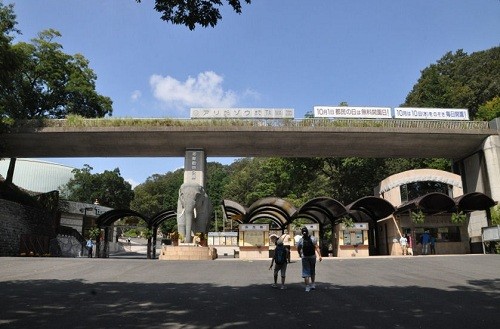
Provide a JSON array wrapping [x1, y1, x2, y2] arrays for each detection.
[[297, 197, 347, 225], [97, 209, 148, 227], [222, 199, 248, 224], [396, 191, 496, 215], [246, 197, 297, 228], [150, 210, 177, 228], [454, 192, 497, 212], [346, 196, 396, 221], [396, 192, 455, 214]]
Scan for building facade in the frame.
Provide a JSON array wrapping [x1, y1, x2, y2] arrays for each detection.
[[374, 169, 484, 256]]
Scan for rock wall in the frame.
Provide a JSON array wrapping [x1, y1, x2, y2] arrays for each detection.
[[0, 199, 56, 256]]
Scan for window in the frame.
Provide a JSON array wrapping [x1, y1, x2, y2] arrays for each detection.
[[415, 227, 461, 243], [400, 181, 452, 202], [342, 230, 365, 245]]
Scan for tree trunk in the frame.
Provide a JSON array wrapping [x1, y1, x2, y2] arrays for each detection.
[[6, 158, 16, 184]]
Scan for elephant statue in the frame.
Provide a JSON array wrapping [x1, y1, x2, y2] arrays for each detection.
[[176, 183, 213, 243]]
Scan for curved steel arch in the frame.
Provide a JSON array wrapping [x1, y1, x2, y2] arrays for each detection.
[[94, 209, 149, 259], [396, 192, 456, 214], [346, 196, 396, 221], [297, 197, 347, 225], [454, 192, 497, 212], [97, 209, 149, 227], [247, 207, 290, 227], [248, 212, 286, 229], [150, 210, 177, 228], [222, 199, 248, 224], [246, 197, 297, 227], [292, 212, 324, 225]]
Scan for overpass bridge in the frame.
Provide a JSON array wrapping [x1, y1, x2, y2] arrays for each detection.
[[1, 118, 499, 200], [1, 118, 497, 159]]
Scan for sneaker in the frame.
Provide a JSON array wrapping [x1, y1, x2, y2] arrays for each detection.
[[305, 285, 311, 292], [271, 284, 278, 288], [310, 283, 316, 290], [280, 285, 286, 290]]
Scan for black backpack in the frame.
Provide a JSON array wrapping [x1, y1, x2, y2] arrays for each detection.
[[302, 236, 315, 256], [275, 244, 287, 265]]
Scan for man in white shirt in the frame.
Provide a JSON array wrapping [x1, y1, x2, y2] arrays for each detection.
[[400, 235, 408, 255]]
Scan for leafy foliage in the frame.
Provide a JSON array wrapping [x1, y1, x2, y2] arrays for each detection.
[[403, 47, 500, 119], [491, 206, 500, 226], [0, 3, 112, 122], [451, 211, 467, 224], [341, 217, 355, 228], [411, 210, 426, 224], [61, 164, 134, 209], [136, 0, 251, 30], [88, 227, 101, 240], [130, 169, 184, 218], [476, 96, 500, 122]]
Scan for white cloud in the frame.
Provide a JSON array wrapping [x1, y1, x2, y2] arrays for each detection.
[[130, 90, 142, 102], [126, 178, 139, 189], [149, 71, 238, 110]]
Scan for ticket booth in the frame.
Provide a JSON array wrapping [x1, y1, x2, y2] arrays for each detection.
[[335, 222, 369, 257], [238, 224, 269, 259]]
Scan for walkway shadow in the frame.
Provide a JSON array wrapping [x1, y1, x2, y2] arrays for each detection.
[[0, 278, 498, 328]]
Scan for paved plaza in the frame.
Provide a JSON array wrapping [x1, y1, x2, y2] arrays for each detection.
[[0, 255, 499, 329]]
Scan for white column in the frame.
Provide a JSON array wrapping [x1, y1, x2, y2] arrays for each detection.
[[482, 135, 500, 201]]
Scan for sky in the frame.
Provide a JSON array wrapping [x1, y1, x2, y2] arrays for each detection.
[[7, 0, 500, 188]]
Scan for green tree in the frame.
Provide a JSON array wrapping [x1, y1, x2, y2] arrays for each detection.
[[0, 2, 20, 130], [61, 165, 134, 209], [403, 47, 500, 119], [206, 161, 231, 207], [130, 169, 184, 218], [0, 3, 112, 121], [475, 96, 500, 122], [136, 0, 251, 30], [1, 29, 112, 119]]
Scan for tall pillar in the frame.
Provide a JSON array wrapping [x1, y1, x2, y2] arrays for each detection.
[[183, 149, 206, 187], [482, 135, 500, 202], [455, 129, 499, 245]]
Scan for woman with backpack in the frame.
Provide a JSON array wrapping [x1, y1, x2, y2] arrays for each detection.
[[297, 227, 322, 292], [269, 235, 288, 290]]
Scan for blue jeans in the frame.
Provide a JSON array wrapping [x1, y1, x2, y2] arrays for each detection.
[[301, 256, 316, 278]]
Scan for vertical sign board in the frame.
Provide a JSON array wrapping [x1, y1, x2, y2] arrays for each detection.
[[184, 149, 205, 187]]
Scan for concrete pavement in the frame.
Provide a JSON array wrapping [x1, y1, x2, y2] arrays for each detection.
[[0, 255, 498, 329]]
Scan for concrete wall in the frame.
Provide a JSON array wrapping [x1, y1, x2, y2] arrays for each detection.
[[0, 199, 56, 256]]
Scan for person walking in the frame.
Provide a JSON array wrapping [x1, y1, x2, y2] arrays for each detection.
[[421, 230, 431, 255], [278, 232, 292, 263], [269, 236, 288, 290], [399, 235, 408, 255], [297, 227, 322, 292], [86, 238, 93, 258], [430, 235, 436, 254]]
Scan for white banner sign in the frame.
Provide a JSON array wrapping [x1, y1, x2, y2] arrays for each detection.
[[239, 224, 269, 231], [191, 108, 294, 119], [394, 107, 469, 120], [313, 106, 391, 119]]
